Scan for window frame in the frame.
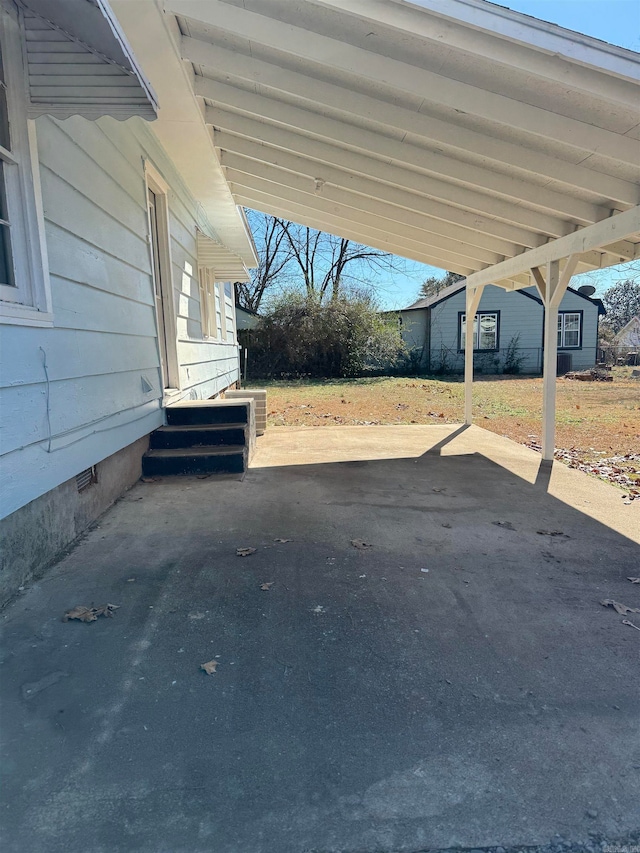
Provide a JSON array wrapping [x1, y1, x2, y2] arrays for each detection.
[[0, 0, 51, 327], [144, 160, 180, 392], [458, 310, 500, 353], [198, 266, 219, 340], [557, 310, 583, 350]]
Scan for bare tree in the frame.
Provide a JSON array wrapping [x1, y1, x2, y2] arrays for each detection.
[[279, 220, 409, 301], [235, 211, 294, 312], [237, 211, 415, 308]]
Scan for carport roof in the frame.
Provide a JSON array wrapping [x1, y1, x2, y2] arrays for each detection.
[[167, 0, 640, 289]]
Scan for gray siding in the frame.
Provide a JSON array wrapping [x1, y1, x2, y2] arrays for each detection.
[[399, 284, 600, 374]]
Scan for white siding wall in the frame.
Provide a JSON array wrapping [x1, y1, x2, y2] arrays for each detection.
[[0, 115, 239, 518], [400, 285, 600, 374]]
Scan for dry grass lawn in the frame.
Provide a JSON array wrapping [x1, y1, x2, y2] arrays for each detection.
[[251, 370, 640, 487]]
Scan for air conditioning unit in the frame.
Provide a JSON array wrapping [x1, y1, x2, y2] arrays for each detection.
[[557, 352, 572, 375]]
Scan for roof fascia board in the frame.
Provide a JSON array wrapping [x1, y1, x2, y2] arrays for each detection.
[[396, 0, 640, 83], [309, 0, 639, 107], [94, 0, 159, 111], [106, 0, 257, 267], [465, 207, 640, 290]]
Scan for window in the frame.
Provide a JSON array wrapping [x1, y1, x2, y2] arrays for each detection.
[[0, 1, 51, 325], [558, 312, 582, 348], [459, 311, 499, 351], [198, 267, 219, 339]]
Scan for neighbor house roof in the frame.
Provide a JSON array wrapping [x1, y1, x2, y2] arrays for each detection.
[[402, 281, 605, 312], [163, 0, 640, 291], [613, 315, 640, 343]]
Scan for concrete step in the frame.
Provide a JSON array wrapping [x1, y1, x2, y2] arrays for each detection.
[[142, 446, 246, 477], [166, 400, 249, 426], [149, 423, 247, 450]]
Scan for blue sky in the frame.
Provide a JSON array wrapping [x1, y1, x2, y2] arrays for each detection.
[[326, 0, 640, 309]]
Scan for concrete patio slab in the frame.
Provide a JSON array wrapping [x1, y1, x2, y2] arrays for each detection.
[[1, 425, 639, 852]]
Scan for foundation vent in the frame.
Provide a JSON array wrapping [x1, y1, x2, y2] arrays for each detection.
[[76, 466, 97, 493]]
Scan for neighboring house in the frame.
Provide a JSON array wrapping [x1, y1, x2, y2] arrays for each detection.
[[235, 301, 260, 331], [613, 315, 640, 348], [398, 282, 604, 374], [0, 0, 256, 594]]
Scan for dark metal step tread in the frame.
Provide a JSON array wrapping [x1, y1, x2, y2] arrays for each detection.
[[156, 423, 246, 432], [145, 446, 245, 458]]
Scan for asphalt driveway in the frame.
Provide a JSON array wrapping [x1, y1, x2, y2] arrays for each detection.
[[1, 426, 639, 852]]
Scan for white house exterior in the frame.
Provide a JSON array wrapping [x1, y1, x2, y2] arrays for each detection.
[[0, 0, 638, 597], [398, 282, 604, 374], [613, 315, 640, 349], [0, 0, 256, 600]]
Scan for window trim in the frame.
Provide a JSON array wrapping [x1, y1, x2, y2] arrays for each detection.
[[198, 266, 219, 340], [557, 309, 583, 350], [0, 0, 51, 326], [457, 310, 500, 353], [144, 160, 180, 392]]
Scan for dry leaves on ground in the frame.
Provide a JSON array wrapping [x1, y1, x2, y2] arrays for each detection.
[[200, 660, 218, 675], [601, 599, 640, 616], [628, 577, 640, 584], [260, 582, 274, 591], [537, 529, 566, 536], [236, 547, 256, 557], [63, 604, 119, 622], [492, 521, 515, 530], [351, 539, 373, 550], [274, 538, 292, 543]]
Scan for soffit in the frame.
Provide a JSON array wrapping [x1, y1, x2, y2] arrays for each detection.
[[166, 0, 639, 287]]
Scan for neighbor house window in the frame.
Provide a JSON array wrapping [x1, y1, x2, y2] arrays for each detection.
[[558, 312, 582, 348], [459, 311, 499, 351], [0, 1, 51, 324]]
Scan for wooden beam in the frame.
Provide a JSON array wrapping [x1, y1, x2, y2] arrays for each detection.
[[309, 0, 640, 107], [215, 127, 569, 237], [229, 175, 502, 266], [233, 191, 477, 275], [465, 207, 640, 289], [184, 39, 639, 206], [203, 94, 604, 224], [171, 3, 640, 166], [464, 285, 485, 424], [218, 144, 548, 248]]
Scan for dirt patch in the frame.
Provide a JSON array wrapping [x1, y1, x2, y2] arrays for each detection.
[[255, 371, 640, 489]]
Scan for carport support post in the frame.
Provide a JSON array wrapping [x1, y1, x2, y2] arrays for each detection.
[[533, 256, 579, 461], [464, 284, 484, 425]]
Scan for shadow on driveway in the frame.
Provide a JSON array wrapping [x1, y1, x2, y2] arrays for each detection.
[[1, 432, 639, 852]]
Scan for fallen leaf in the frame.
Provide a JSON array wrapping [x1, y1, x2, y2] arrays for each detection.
[[627, 577, 640, 584], [260, 582, 274, 590], [492, 521, 515, 531], [273, 538, 292, 543], [432, 488, 446, 493], [63, 604, 119, 623], [312, 605, 325, 614], [236, 547, 256, 557], [200, 660, 218, 675], [350, 539, 372, 550], [601, 599, 640, 615], [536, 530, 566, 536], [441, 522, 452, 529], [126, 578, 136, 583]]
